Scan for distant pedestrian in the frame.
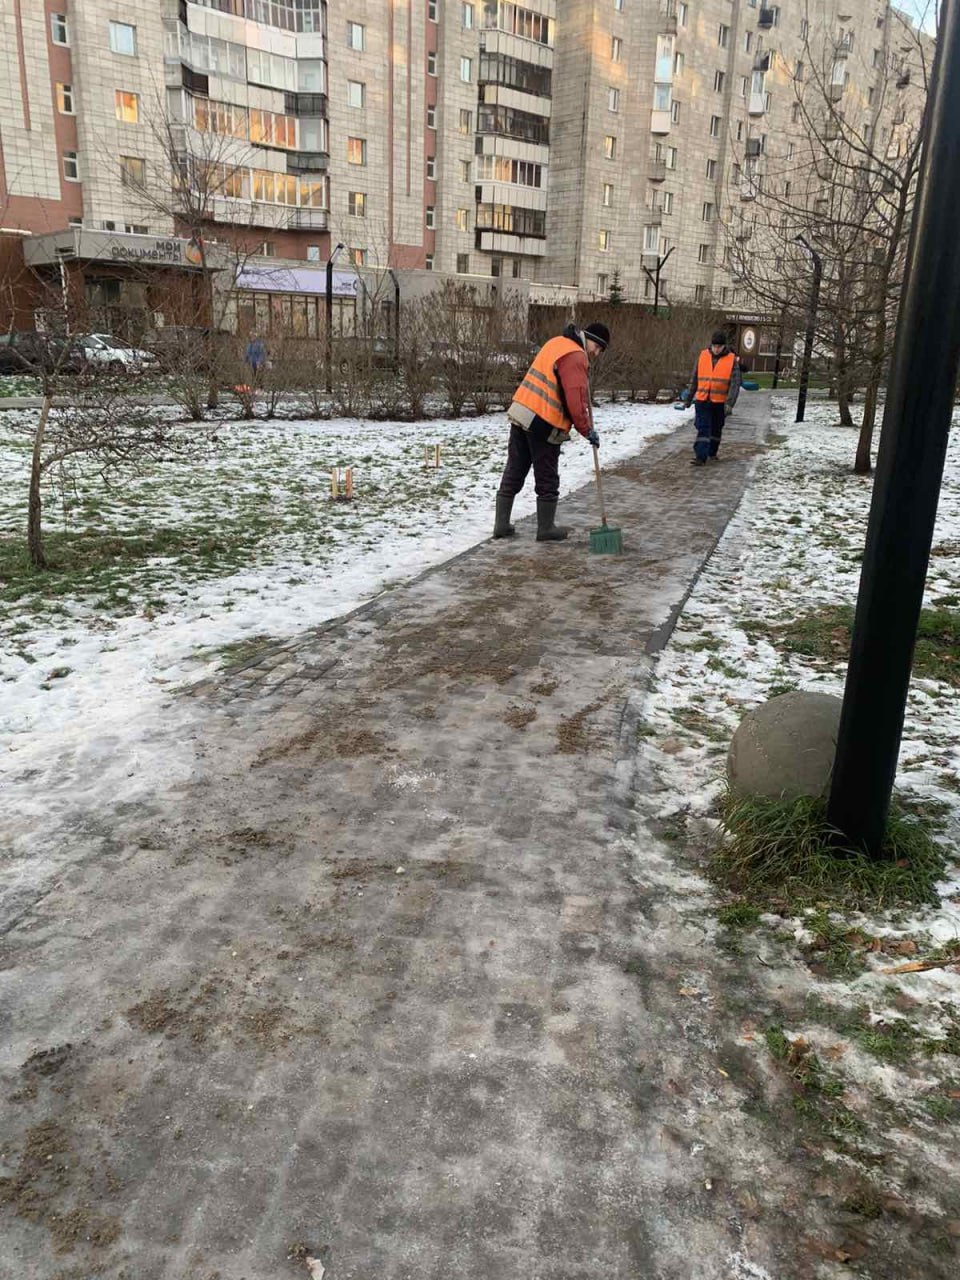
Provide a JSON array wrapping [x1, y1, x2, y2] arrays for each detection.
[[683, 329, 741, 466], [494, 321, 610, 542], [245, 332, 266, 378]]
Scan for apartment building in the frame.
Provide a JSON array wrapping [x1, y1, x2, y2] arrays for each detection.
[[0, 0, 931, 334]]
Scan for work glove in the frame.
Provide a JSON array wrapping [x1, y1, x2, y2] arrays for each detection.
[[679, 388, 691, 403], [587, 429, 600, 448]]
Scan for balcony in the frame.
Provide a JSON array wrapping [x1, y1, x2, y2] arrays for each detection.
[[745, 137, 762, 157], [735, 225, 754, 240], [740, 181, 758, 203], [829, 82, 845, 101], [748, 91, 766, 116], [645, 207, 663, 226], [758, 8, 775, 29], [659, 2, 678, 34], [285, 92, 328, 118], [753, 52, 771, 72], [288, 207, 329, 230], [287, 151, 330, 173], [650, 109, 672, 135], [648, 158, 667, 182]]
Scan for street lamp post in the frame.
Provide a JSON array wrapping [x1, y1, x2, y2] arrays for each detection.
[[325, 241, 345, 393], [827, 0, 960, 854], [794, 235, 822, 423]]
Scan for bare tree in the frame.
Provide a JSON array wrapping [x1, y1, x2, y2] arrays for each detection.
[[722, 8, 933, 472]]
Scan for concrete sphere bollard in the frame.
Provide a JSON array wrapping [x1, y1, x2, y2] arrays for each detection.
[[727, 691, 843, 801]]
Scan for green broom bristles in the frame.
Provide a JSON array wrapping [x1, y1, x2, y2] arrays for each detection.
[[589, 524, 623, 554]]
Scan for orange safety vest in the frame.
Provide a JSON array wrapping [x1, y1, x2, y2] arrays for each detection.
[[695, 349, 736, 403], [510, 335, 585, 433]]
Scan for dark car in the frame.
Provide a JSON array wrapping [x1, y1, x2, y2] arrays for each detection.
[[141, 326, 225, 374], [0, 331, 83, 376]]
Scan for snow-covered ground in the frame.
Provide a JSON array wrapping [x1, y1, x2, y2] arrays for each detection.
[[641, 395, 960, 1084], [0, 401, 679, 846]]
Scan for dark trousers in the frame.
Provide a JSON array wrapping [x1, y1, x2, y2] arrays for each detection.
[[694, 400, 726, 460], [498, 420, 562, 502]]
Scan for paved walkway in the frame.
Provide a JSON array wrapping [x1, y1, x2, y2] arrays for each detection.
[[1, 397, 825, 1280]]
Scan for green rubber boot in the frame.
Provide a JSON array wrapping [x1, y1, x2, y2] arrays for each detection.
[[493, 494, 516, 538], [536, 500, 569, 542]]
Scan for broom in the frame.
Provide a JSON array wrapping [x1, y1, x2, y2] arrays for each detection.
[[587, 395, 623, 555]]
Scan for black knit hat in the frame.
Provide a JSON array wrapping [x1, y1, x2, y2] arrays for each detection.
[[584, 322, 611, 350], [711, 329, 728, 346]]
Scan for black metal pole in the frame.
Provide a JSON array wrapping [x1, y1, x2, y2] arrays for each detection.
[[772, 314, 784, 389], [324, 256, 334, 393], [325, 242, 343, 394], [795, 241, 822, 422], [827, 0, 960, 854], [654, 258, 661, 315], [393, 271, 401, 370]]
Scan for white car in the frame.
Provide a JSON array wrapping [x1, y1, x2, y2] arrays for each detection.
[[73, 333, 157, 372]]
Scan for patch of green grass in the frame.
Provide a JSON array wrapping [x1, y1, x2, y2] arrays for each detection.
[[706, 655, 742, 680], [713, 791, 947, 913], [743, 605, 960, 686], [802, 909, 873, 980], [717, 901, 763, 930]]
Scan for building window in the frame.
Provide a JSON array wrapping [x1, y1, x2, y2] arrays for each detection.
[[459, 159, 471, 182], [795, 61, 804, 82], [671, 99, 681, 124], [428, 0, 439, 19], [643, 225, 660, 253], [666, 145, 677, 168], [608, 87, 620, 112], [460, 56, 472, 82], [800, 18, 809, 39], [706, 159, 717, 180], [736, 120, 744, 140], [115, 90, 139, 123], [427, 52, 438, 75], [611, 37, 622, 62], [261, 241, 277, 257], [597, 273, 609, 294], [348, 80, 365, 108], [604, 135, 617, 159], [462, 3, 475, 28], [56, 83, 74, 114], [124, 223, 148, 235], [613, 0, 623, 9], [662, 191, 674, 214], [459, 108, 472, 133], [792, 102, 801, 123], [348, 22, 365, 51], [602, 182, 614, 206], [599, 229, 610, 251], [743, 31, 753, 53], [349, 247, 366, 266], [654, 84, 671, 111], [702, 201, 715, 221], [427, 105, 437, 129], [739, 75, 748, 97], [109, 21, 137, 56], [119, 154, 145, 186], [62, 151, 80, 181], [307, 245, 322, 261], [347, 137, 367, 164], [678, 1, 688, 25], [718, 24, 730, 48], [425, 205, 435, 229], [426, 155, 436, 180], [714, 70, 726, 93], [456, 253, 469, 273], [674, 52, 684, 75], [695, 284, 706, 302], [51, 12, 69, 44], [709, 114, 721, 137], [698, 243, 710, 264], [455, 208, 469, 231], [425, 254, 434, 270], [349, 191, 366, 216]]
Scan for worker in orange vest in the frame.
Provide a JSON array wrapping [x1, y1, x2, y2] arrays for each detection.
[[682, 329, 741, 466], [494, 322, 610, 542]]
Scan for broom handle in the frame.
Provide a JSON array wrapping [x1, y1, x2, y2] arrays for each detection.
[[587, 388, 608, 528]]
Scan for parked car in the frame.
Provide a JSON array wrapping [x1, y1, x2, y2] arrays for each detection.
[[0, 331, 82, 376], [141, 327, 228, 375], [71, 333, 157, 373]]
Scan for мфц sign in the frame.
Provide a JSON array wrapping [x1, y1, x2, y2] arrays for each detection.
[[109, 237, 203, 266]]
